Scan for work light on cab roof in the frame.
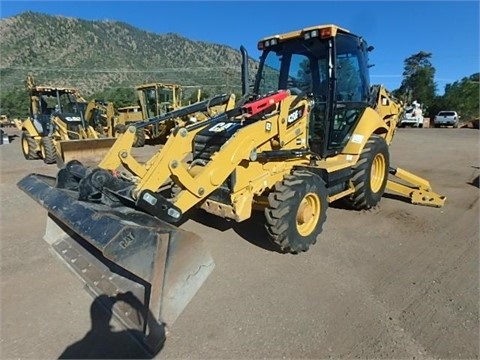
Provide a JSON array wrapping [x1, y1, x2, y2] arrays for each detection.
[[257, 24, 350, 50]]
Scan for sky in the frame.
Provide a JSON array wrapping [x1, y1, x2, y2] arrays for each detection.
[[0, 1, 479, 94]]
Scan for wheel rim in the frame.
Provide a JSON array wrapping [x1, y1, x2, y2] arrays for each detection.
[[370, 153, 386, 193], [22, 136, 29, 155], [296, 193, 321, 236]]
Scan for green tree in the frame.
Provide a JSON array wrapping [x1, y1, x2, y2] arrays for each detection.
[[0, 89, 30, 118], [88, 87, 137, 108], [398, 51, 437, 109], [442, 73, 480, 120]]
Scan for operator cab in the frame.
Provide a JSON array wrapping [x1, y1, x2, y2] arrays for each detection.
[[136, 83, 182, 119], [30, 87, 86, 137], [253, 25, 372, 157]]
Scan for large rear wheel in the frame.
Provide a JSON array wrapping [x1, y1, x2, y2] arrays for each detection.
[[133, 128, 146, 147], [21, 131, 39, 160], [265, 171, 328, 254], [40, 137, 57, 164], [347, 135, 389, 209]]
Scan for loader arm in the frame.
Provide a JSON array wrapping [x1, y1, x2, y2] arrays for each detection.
[[98, 94, 236, 171], [52, 117, 71, 140], [99, 91, 308, 222], [155, 93, 309, 216]]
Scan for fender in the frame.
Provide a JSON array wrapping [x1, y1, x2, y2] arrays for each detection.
[[342, 107, 389, 155], [20, 118, 41, 138]]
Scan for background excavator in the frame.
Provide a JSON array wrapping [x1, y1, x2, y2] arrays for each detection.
[[16, 76, 118, 165], [18, 24, 446, 354]]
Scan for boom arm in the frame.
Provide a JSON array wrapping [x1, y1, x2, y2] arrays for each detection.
[[387, 167, 446, 207], [370, 85, 404, 145], [98, 90, 309, 222]]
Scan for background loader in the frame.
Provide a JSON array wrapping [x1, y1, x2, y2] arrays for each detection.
[[17, 76, 117, 165], [117, 82, 211, 145], [135, 82, 182, 144], [18, 24, 446, 353], [116, 105, 145, 147], [115, 83, 222, 146], [112, 83, 184, 147], [82, 99, 146, 147]]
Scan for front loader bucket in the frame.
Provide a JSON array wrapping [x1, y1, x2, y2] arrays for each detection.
[[17, 173, 214, 353], [57, 138, 118, 166]]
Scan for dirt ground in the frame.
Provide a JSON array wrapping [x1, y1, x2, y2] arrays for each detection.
[[1, 127, 479, 359]]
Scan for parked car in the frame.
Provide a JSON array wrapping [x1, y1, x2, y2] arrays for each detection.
[[434, 111, 460, 128], [399, 101, 424, 128]]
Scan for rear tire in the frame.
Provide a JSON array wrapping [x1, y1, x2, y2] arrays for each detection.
[[21, 131, 39, 160], [133, 128, 146, 147], [346, 135, 389, 210], [265, 171, 328, 254], [40, 137, 57, 164]]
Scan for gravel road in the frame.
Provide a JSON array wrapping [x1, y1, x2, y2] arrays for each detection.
[[1, 127, 478, 359]]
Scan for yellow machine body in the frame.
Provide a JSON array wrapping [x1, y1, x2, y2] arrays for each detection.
[[17, 24, 446, 353], [18, 76, 119, 165]]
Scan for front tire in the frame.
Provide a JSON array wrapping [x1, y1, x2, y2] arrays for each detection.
[[265, 171, 328, 254], [21, 131, 39, 160], [40, 137, 57, 164], [347, 135, 389, 210]]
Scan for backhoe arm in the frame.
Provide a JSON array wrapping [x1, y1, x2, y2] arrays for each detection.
[[386, 167, 446, 207]]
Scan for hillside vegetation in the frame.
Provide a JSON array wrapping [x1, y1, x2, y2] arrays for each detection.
[[1, 12, 478, 122], [0, 11, 252, 98]]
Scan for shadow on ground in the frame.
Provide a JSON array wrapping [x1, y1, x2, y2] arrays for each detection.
[[59, 293, 165, 359], [468, 175, 479, 188], [190, 209, 284, 253]]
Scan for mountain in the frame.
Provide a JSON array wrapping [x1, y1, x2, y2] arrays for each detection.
[[0, 11, 254, 96]]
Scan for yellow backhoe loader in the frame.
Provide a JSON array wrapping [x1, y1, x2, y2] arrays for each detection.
[[17, 25, 446, 353], [17, 76, 117, 165]]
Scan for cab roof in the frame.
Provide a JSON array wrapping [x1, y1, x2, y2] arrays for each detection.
[[258, 24, 351, 43], [135, 83, 182, 90], [32, 86, 80, 93]]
